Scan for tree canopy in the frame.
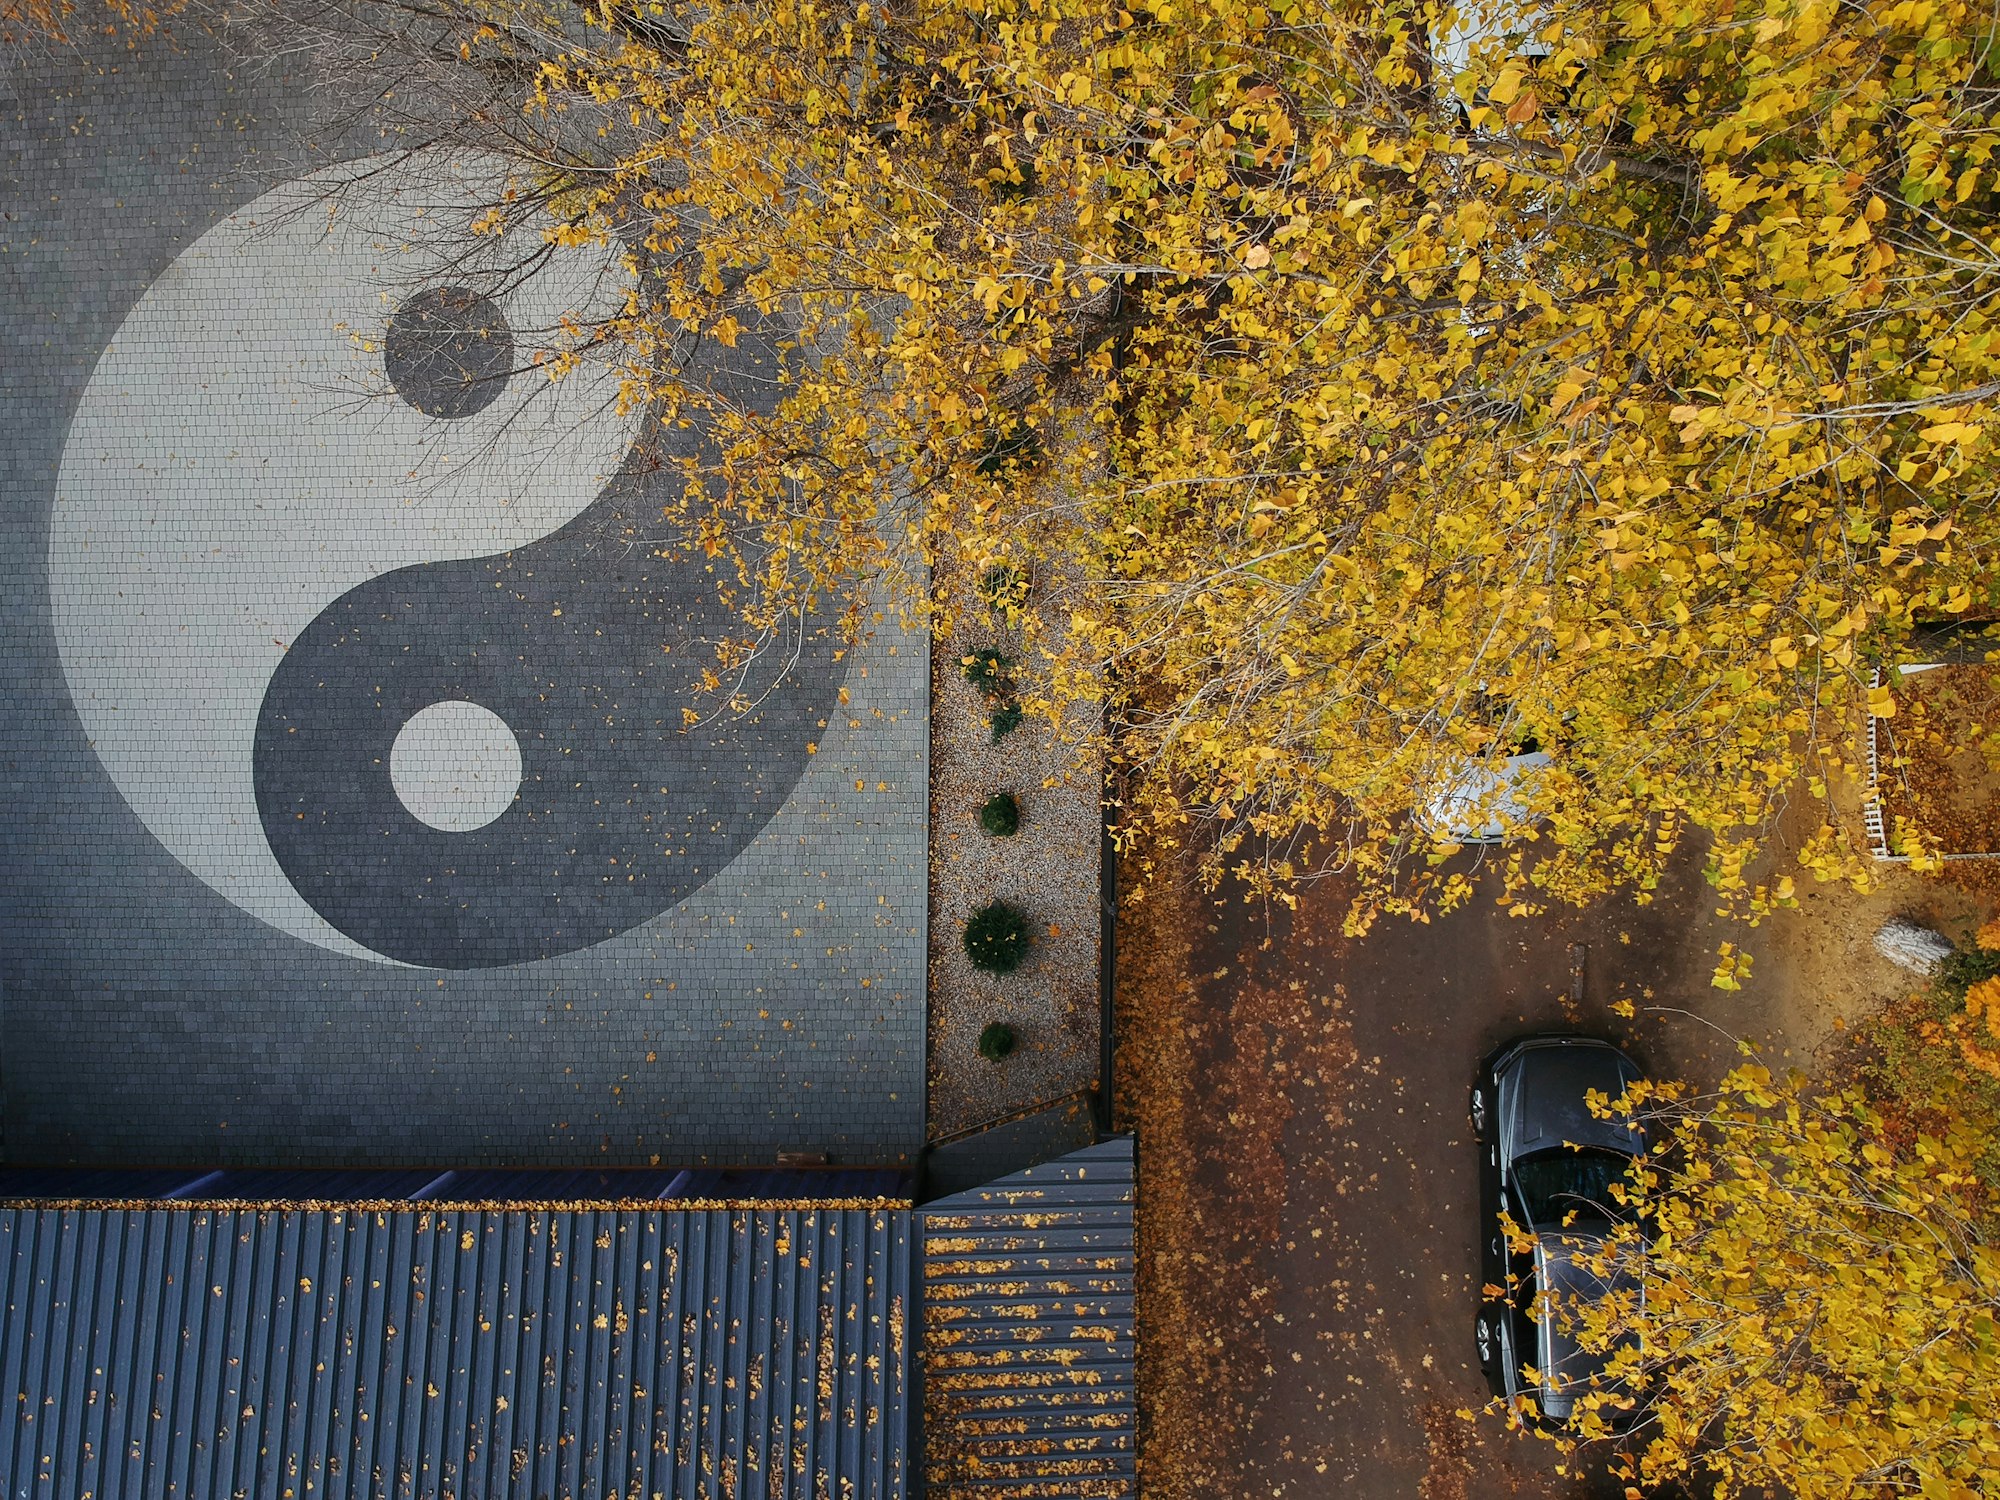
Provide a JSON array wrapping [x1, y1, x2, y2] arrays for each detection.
[[1540, 1063, 2000, 1499], [335, 0, 2000, 927]]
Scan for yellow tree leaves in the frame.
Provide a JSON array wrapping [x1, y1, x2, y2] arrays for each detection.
[[1960, 977, 2000, 1080], [420, 0, 2000, 922], [1070, 0, 2000, 919], [2, 0, 182, 48], [1546, 1067, 2000, 1499]]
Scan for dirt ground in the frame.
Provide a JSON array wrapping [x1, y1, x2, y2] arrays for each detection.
[[1118, 832, 1991, 1500], [1877, 663, 2000, 855]]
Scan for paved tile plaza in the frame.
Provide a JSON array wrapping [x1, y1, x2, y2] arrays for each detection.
[[0, 30, 926, 1165]]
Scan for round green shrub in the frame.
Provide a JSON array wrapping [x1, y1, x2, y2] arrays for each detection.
[[977, 1022, 1017, 1061], [980, 792, 1021, 837], [989, 701, 1024, 742], [960, 647, 1013, 696], [986, 160, 1038, 200], [964, 901, 1031, 974], [979, 564, 1025, 613], [973, 421, 1043, 475]]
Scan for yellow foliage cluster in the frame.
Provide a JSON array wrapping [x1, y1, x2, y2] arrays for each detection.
[[1, 0, 181, 48], [0, 0, 71, 41], [446, 0, 2000, 923], [1956, 974, 2000, 1080], [1552, 1066, 2000, 1499]]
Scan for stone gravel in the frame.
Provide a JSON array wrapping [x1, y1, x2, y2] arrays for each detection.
[[926, 554, 1102, 1139]]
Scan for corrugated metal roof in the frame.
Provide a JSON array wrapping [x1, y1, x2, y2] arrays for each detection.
[[0, 1165, 912, 1207], [669, 1168, 909, 1202], [919, 1137, 1136, 1498], [0, 1205, 910, 1500]]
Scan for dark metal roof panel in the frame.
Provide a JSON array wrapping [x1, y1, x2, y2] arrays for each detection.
[[0, 1165, 913, 1207], [919, 1137, 1137, 1499], [0, 1168, 213, 1200], [418, 1166, 689, 1201], [0, 1205, 910, 1500], [668, 1167, 911, 1201]]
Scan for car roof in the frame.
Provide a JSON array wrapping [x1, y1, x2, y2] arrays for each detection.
[[1419, 750, 1553, 842], [1434, 3, 1556, 76]]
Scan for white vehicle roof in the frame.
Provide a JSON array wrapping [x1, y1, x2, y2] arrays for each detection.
[[1434, 2, 1554, 79], [1420, 749, 1553, 844]]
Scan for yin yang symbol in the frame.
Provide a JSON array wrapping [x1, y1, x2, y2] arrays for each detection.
[[50, 153, 840, 968]]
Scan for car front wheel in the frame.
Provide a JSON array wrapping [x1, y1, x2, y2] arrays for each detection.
[[1469, 1084, 1489, 1140]]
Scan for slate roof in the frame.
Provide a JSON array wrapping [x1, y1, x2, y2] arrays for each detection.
[[919, 1137, 1136, 1498], [0, 1204, 909, 1500]]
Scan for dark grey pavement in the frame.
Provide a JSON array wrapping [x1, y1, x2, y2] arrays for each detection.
[[0, 27, 925, 1167]]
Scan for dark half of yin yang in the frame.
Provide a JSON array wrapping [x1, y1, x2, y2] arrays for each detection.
[[252, 319, 844, 969]]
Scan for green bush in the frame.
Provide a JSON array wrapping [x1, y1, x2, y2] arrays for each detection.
[[980, 563, 1026, 613], [964, 901, 1031, 973], [977, 1022, 1017, 1061], [973, 421, 1043, 476], [983, 160, 1038, 201], [990, 701, 1024, 741], [980, 792, 1021, 837], [960, 647, 1013, 696], [1936, 945, 2000, 1000]]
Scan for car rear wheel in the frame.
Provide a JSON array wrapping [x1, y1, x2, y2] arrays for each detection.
[[1469, 1083, 1489, 1140], [1475, 1310, 1497, 1372]]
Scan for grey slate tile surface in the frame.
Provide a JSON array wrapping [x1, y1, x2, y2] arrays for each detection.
[[0, 26, 925, 1168]]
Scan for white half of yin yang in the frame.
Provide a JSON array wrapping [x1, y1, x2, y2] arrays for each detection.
[[49, 152, 643, 962]]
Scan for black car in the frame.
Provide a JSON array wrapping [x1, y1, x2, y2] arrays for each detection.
[[1471, 1034, 1646, 1425]]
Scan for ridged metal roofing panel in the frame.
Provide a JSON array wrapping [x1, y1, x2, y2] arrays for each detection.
[[920, 1137, 1137, 1499], [670, 1168, 910, 1201], [0, 1205, 911, 1500], [767, 1208, 803, 1493], [0, 1170, 207, 1200], [0, 1165, 913, 1208]]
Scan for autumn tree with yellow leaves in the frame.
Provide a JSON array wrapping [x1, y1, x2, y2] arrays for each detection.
[[324, 0, 2000, 929], [2, 0, 180, 50], [1538, 1065, 2000, 1499]]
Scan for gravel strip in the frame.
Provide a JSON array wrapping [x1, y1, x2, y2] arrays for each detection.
[[926, 554, 1102, 1140]]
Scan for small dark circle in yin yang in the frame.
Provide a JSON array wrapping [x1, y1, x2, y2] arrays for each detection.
[[383, 286, 515, 419]]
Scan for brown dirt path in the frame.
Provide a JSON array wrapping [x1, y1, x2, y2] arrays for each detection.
[[1120, 838, 1965, 1499]]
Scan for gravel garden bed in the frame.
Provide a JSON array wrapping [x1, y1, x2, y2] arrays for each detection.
[[926, 551, 1102, 1140]]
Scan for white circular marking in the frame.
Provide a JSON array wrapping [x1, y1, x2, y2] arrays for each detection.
[[390, 702, 523, 832], [47, 151, 641, 961]]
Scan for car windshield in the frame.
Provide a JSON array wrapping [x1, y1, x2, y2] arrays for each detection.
[[1512, 1147, 1633, 1228], [1535, 1233, 1641, 1413]]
